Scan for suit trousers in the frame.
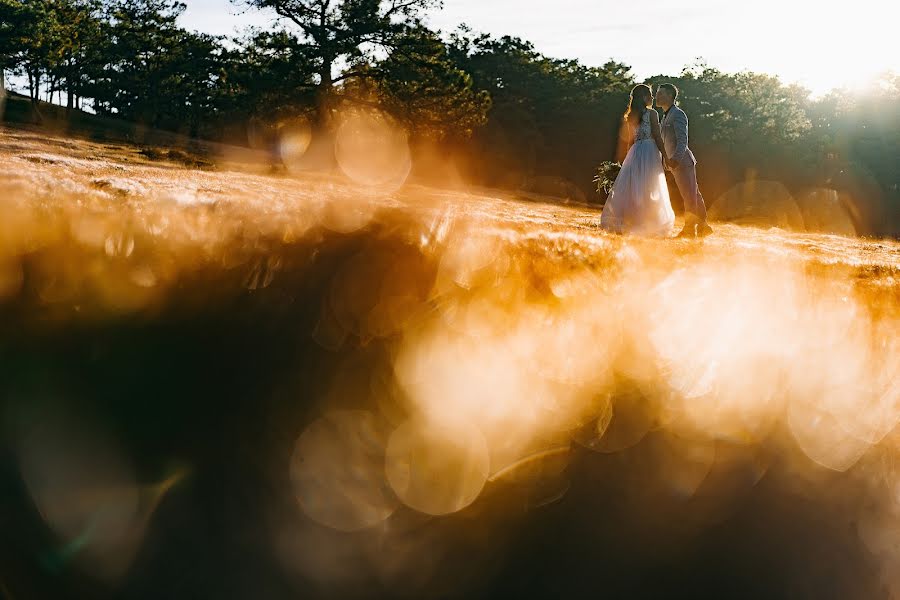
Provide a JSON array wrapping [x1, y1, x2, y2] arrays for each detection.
[[670, 161, 707, 223]]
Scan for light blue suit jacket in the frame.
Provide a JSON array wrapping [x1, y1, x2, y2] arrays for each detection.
[[661, 105, 697, 170]]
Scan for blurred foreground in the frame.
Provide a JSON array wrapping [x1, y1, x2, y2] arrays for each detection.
[[0, 126, 898, 599]]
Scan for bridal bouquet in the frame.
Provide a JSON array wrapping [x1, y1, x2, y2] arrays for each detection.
[[594, 161, 622, 196]]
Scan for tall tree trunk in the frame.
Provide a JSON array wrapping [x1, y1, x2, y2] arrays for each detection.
[[27, 71, 42, 123], [316, 55, 334, 129], [303, 56, 337, 170], [66, 59, 74, 111], [190, 113, 199, 139]]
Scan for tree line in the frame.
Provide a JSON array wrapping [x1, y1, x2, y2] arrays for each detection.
[[1, 0, 897, 235]]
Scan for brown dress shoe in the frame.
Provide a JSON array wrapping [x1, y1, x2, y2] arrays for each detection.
[[697, 222, 714, 237], [676, 223, 697, 238]]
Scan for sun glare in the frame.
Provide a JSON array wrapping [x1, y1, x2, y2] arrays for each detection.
[[423, 0, 900, 97]]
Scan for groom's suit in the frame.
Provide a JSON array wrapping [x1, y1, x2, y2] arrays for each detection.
[[661, 105, 707, 223]]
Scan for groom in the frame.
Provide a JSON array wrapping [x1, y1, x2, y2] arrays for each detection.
[[656, 83, 713, 238]]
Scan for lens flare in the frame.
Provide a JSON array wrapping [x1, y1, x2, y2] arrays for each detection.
[[385, 418, 490, 516], [710, 180, 805, 231], [290, 410, 398, 531], [0, 258, 23, 300], [277, 118, 313, 171], [796, 188, 857, 236], [334, 110, 412, 189], [12, 415, 182, 581]]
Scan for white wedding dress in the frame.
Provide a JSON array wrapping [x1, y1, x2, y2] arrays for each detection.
[[600, 110, 675, 236]]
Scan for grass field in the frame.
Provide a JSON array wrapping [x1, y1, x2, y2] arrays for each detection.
[[0, 119, 898, 599]]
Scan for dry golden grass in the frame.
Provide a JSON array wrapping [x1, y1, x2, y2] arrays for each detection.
[[1, 124, 898, 597]]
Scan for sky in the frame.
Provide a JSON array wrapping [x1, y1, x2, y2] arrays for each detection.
[[184, 0, 898, 96]]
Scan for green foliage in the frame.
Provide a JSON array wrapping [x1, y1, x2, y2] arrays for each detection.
[[45, 0, 104, 108], [0, 0, 29, 71], [220, 29, 317, 122], [362, 26, 490, 139], [1, 0, 56, 99], [242, 0, 442, 119], [85, 1, 223, 132], [644, 64, 812, 191], [447, 31, 633, 191], [804, 77, 900, 234]]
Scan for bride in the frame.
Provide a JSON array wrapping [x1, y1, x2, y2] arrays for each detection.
[[600, 84, 675, 236]]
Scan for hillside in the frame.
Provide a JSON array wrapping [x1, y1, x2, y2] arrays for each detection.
[[1, 90, 272, 166], [0, 123, 898, 599]]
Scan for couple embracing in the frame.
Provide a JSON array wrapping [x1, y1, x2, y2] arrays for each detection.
[[600, 83, 713, 239]]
